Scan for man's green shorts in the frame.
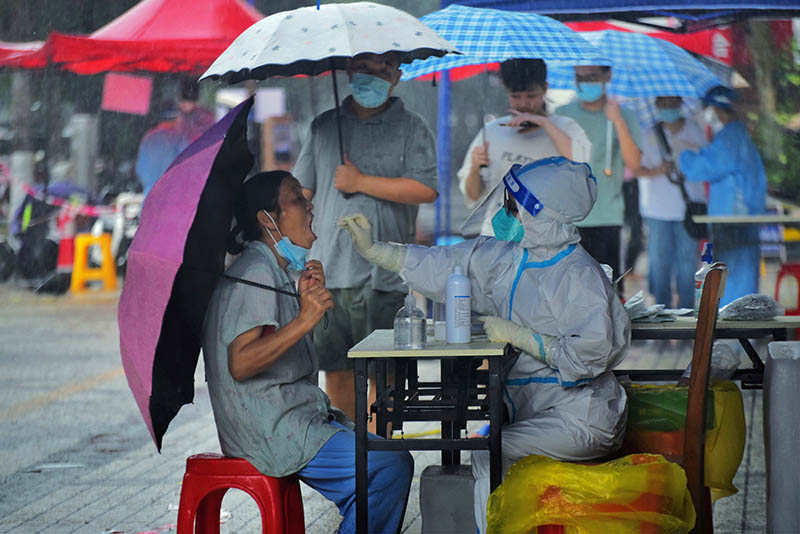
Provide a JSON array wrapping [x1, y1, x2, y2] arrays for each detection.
[[314, 287, 406, 372]]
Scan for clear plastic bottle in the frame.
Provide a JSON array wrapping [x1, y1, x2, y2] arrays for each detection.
[[446, 265, 471, 343], [394, 290, 426, 349], [694, 242, 714, 317]]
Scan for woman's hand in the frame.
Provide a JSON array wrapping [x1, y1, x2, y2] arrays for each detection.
[[506, 109, 549, 133], [470, 143, 490, 169], [304, 259, 325, 287], [297, 272, 334, 328]]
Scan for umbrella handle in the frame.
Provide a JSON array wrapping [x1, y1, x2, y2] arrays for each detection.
[[604, 119, 613, 176], [331, 59, 352, 200]]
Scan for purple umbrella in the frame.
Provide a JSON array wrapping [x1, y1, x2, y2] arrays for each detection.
[[118, 98, 256, 450]]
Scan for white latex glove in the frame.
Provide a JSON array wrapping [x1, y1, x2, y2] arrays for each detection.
[[338, 213, 407, 273], [338, 213, 373, 255], [479, 316, 554, 365]]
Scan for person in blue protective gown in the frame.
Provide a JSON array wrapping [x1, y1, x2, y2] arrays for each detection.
[[339, 157, 630, 533], [678, 85, 767, 306]]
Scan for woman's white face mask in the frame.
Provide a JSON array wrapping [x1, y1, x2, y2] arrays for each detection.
[[704, 107, 724, 134]]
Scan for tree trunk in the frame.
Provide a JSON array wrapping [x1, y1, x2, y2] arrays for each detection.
[[746, 20, 780, 161]]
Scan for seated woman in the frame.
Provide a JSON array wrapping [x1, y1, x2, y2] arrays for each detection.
[[340, 157, 630, 533], [202, 170, 413, 534]]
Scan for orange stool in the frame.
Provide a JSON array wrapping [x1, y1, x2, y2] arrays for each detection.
[[177, 453, 305, 534], [70, 233, 117, 293]]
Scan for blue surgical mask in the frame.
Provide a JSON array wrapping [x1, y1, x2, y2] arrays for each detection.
[[491, 208, 525, 243], [576, 82, 604, 103], [263, 210, 309, 271], [657, 107, 682, 124], [350, 72, 392, 108]]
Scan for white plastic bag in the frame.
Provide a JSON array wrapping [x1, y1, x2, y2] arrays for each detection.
[[719, 294, 783, 321]]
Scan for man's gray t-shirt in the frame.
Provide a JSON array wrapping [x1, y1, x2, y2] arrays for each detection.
[[293, 95, 438, 291], [202, 241, 341, 477]]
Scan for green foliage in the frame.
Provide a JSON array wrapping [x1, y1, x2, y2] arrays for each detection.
[[750, 40, 800, 201]]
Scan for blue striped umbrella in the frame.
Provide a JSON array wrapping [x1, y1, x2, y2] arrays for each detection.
[[547, 30, 723, 98], [400, 4, 607, 80]]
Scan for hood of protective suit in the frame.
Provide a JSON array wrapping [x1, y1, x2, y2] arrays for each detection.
[[463, 156, 597, 261]]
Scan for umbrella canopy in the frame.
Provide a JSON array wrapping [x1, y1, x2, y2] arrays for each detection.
[[202, 1, 458, 83], [547, 30, 723, 98], [118, 98, 254, 450], [438, 0, 800, 32], [47, 0, 263, 74], [399, 4, 607, 80]]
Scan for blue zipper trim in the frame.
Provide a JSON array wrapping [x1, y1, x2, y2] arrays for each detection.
[[531, 332, 546, 360], [505, 374, 594, 388], [508, 249, 529, 320], [507, 244, 577, 320]]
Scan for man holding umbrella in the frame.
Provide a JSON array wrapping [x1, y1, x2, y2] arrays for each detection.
[[293, 51, 439, 421], [557, 66, 642, 285]]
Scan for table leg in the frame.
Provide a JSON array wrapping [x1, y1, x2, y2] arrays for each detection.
[[375, 359, 388, 438], [440, 358, 454, 465], [738, 337, 766, 371], [488, 355, 503, 492], [355, 359, 368, 534]]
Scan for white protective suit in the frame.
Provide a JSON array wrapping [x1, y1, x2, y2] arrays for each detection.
[[340, 157, 630, 533]]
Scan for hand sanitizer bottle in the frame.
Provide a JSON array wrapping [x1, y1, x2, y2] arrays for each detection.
[[446, 265, 471, 343], [694, 242, 714, 317], [394, 289, 426, 349]]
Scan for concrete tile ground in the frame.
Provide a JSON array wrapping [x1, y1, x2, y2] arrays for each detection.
[[0, 272, 776, 533]]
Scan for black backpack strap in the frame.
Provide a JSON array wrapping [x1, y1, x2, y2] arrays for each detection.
[[653, 121, 692, 204]]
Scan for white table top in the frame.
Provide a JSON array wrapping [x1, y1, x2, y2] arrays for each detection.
[[347, 329, 507, 359], [631, 315, 800, 331]]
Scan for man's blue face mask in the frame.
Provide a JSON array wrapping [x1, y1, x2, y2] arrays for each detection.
[[657, 107, 682, 124], [263, 210, 309, 271], [491, 207, 525, 243], [576, 82, 604, 103], [350, 72, 392, 109]]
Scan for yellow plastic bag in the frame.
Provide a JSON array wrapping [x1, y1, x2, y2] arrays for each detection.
[[622, 381, 746, 501], [486, 453, 695, 534]]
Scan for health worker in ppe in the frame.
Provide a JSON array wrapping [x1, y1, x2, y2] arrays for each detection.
[[678, 85, 767, 306], [339, 156, 630, 533]]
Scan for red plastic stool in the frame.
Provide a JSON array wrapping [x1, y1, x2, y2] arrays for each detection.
[[177, 453, 305, 534], [775, 262, 800, 338]]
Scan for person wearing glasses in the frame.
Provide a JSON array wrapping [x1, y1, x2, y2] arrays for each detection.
[[340, 157, 630, 534], [556, 66, 642, 287], [458, 58, 591, 236]]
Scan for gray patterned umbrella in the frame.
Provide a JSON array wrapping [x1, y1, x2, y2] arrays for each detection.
[[201, 1, 458, 83]]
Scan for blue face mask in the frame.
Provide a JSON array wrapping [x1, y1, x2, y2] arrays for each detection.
[[657, 107, 682, 124], [263, 210, 309, 271], [491, 208, 525, 243], [350, 72, 392, 108], [576, 82, 604, 103]]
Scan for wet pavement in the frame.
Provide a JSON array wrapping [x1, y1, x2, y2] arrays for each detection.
[[0, 273, 772, 533]]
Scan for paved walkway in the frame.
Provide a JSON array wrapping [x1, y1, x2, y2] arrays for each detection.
[[0, 280, 770, 533]]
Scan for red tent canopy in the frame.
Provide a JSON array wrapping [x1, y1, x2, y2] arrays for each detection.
[[0, 41, 49, 69], [47, 0, 263, 74]]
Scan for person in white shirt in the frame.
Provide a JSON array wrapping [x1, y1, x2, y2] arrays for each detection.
[[637, 96, 707, 308], [458, 58, 591, 236]]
